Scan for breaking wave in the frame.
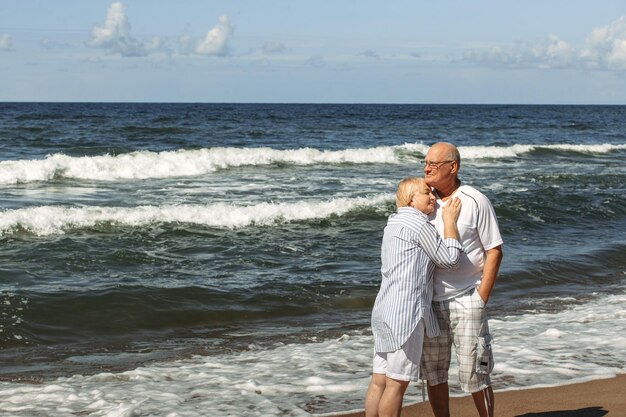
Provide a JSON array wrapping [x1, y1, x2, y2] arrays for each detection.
[[1, 143, 624, 185], [0, 195, 393, 236]]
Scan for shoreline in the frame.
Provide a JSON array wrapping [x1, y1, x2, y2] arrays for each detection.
[[327, 373, 626, 417]]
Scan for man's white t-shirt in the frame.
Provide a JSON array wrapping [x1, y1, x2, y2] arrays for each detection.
[[428, 184, 503, 301]]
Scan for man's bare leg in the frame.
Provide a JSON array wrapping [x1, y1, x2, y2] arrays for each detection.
[[427, 382, 450, 417], [471, 386, 494, 417], [472, 387, 494, 417]]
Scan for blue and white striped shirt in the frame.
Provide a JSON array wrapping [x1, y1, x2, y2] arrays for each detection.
[[371, 207, 463, 353]]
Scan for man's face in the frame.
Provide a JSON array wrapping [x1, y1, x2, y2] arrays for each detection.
[[423, 147, 455, 189]]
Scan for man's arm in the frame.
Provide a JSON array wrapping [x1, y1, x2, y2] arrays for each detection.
[[477, 245, 503, 303]]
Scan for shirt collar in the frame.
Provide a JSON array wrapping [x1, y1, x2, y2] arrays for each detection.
[[397, 206, 428, 218]]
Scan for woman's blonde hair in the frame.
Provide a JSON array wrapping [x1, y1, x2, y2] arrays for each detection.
[[396, 177, 426, 209]]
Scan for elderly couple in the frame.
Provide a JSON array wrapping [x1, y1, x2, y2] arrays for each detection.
[[365, 142, 504, 417]]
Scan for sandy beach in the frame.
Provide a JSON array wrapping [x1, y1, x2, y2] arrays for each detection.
[[333, 374, 626, 417]]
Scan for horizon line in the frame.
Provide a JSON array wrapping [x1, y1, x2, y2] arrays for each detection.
[[2, 101, 625, 106]]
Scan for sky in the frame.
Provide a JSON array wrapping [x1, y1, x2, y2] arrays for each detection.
[[1, 1, 626, 104]]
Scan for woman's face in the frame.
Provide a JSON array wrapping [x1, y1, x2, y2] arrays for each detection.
[[410, 183, 436, 215]]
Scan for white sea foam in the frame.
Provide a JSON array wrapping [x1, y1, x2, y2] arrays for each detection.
[[542, 143, 626, 153], [0, 146, 400, 185], [0, 195, 393, 236], [458, 143, 626, 159], [459, 145, 536, 159], [1, 143, 623, 185], [0, 292, 624, 416]]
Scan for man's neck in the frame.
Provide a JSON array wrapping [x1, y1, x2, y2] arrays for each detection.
[[435, 179, 461, 201]]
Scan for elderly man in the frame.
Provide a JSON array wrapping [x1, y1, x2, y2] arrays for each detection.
[[420, 142, 503, 417]]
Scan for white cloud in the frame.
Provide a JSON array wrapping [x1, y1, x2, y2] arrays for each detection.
[[464, 34, 575, 69], [88, 2, 163, 57], [545, 35, 575, 62], [262, 41, 286, 55], [87, 2, 234, 59], [581, 16, 626, 70], [177, 30, 196, 56], [40, 38, 72, 50], [0, 33, 14, 52], [195, 15, 234, 57], [358, 49, 380, 59], [305, 55, 326, 67], [608, 39, 626, 68], [464, 15, 626, 71]]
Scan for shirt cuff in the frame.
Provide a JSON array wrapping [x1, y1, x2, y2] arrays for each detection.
[[444, 237, 463, 251]]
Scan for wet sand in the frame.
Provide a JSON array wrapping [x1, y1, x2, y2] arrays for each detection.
[[333, 374, 626, 417]]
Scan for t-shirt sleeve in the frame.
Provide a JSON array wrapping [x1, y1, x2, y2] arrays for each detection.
[[477, 194, 503, 251]]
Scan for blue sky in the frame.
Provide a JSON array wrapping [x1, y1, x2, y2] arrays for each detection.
[[1, 1, 626, 103]]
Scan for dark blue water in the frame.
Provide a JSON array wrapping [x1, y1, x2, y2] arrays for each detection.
[[0, 103, 625, 415]]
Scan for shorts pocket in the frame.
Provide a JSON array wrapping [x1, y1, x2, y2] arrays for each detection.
[[475, 334, 494, 375], [473, 288, 486, 306]]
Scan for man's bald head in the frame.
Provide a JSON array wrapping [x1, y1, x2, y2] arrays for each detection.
[[428, 142, 460, 167], [423, 142, 461, 196]]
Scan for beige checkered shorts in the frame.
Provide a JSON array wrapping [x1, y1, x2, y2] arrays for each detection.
[[420, 288, 494, 393]]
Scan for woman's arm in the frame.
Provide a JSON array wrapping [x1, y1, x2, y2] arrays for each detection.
[[419, 224, 462, 269], [419, 198, 463, 269]]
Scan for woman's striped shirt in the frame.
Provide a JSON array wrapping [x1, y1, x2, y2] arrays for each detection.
[[371, 207, 462, 353]]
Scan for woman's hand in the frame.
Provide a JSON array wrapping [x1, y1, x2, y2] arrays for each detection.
[[442, 197, 461, 224], [442, 197, 461, 241]]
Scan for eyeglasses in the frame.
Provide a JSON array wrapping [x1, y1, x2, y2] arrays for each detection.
[[421, 160, 454, 169]]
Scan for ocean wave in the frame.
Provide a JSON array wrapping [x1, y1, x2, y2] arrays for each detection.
[[1, 291, 624, 416], [1, 143, 624, 185], [0, 146, 402, 185], [458, 143, 626, 159], [0, 195, 393, 236]]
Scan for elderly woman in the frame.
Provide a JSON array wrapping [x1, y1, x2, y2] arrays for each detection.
[[365, 177, 462, 417]]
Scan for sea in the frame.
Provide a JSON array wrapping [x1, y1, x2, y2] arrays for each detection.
[[0, 103, 625, 416]]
